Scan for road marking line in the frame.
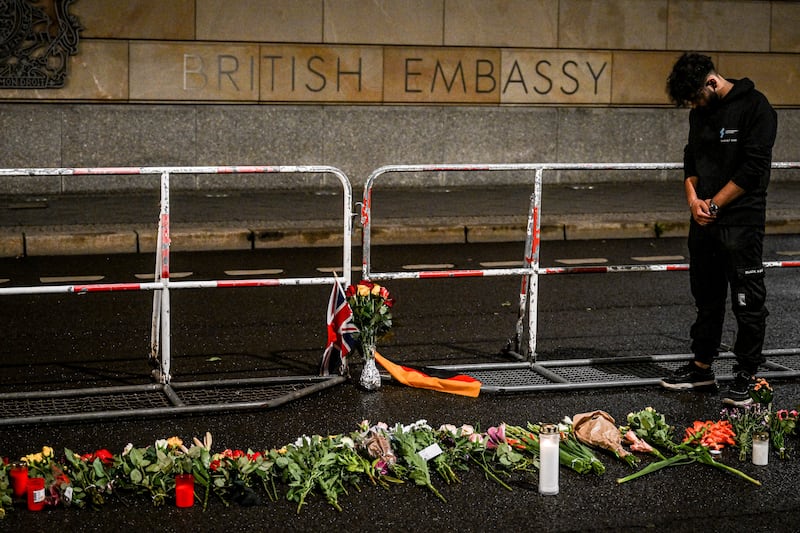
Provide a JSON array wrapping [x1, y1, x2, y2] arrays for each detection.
[[317, 266, 363, 273], [480, 260, 523, 267], [40, 275, 105, 283], [403, 263, 455, 270], [224, 269, 284, 276], [554, 258, 608, 265], [631, 255, 685, 262], [134, 272, 193, 280]]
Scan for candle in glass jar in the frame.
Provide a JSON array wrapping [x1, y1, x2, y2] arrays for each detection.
[[9, 465, 28, 499], [27, 477, 46, 511], [539, 424, 560, 495], [752, 432, 769, 466], [175, 474, 195, 507]]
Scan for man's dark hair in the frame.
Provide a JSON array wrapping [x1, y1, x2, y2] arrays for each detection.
[[666, 53, 716, 107]]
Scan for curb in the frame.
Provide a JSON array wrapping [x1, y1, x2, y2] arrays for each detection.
[[3, 218, 799, 258]]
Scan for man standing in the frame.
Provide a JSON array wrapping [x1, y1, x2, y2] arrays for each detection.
[[660, 53, 777, 406]]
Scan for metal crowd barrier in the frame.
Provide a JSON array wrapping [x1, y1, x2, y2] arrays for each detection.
[[361, 162, 800, 392], [0, 165, 352, 424]]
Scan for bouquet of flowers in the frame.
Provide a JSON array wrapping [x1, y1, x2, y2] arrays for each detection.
[[345, 280, 394, 350], [345, 280, 395, 390], [770, 409, 798, 459]]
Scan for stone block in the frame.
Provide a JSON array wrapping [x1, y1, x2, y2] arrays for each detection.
[[774, 110, 800, 166], [138, 227, 253, 252], [383, 47, 501, 103], [130, 42, 260, 101], [441, 107, 558, 184], [500, 50, 612, 104], [771, 3, 800, 53], [197, 0, 321, 42], [559, 0, 667, 50], [667, 1, 770, 52], [444, 0, 558, 47], [611, 51, 679, 105], [194, 105, 327, 187], [0, 41, 128, 101], [0, 104, 63, 169], [324, 0, 443, 45], [718, 54, 800, 107], [59, 105, 197, 191], [259, 45, 383, 102], [24, 229, 138, 255], [322, 106, 448, 188], [0, 232, 23, 258], [74, 0, 195, 39]]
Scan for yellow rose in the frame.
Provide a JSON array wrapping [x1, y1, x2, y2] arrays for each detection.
[[357, 284, 371, 297], [167, 436, 183, 449], [42, 446, 54, 458], [371, 284, 381, 296], [277, 446, 288, 455]]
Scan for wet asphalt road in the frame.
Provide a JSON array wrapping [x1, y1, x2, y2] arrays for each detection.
[[2, 238, 800, 531]]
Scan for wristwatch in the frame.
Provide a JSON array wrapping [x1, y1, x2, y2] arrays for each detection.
[[709, 200, 720, 216]]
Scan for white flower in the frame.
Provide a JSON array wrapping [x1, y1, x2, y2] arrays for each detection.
[[459, 424, 475, 436], [339, 436, 355, 449], [122, 443, 133, 456], [294, 435, 311, 448], [154, 439, 168, 450], [439, 424, 458, 435]]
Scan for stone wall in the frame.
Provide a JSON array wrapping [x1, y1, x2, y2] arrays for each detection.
[[1, 0, 798, 192]]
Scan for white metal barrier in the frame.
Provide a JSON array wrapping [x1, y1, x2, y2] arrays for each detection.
[[0, 165, 353, 390], [361, 162, 800, 363]]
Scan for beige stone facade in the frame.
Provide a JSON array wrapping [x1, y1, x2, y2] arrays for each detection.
[[1, 1, 798, 191], [2, 0, 797, 106]]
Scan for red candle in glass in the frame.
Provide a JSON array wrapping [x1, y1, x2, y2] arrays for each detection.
[[175, 474, 194, 507], [9, 465, 28, 499], [27, 477, 46, 511]]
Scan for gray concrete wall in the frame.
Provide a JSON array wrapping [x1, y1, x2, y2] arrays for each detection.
[[2, 104, 798, 193]]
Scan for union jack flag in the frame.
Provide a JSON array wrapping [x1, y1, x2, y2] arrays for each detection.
[[320, 276, 358, 376]]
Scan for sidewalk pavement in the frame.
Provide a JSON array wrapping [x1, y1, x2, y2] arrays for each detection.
[[2, 180, 800, 256]]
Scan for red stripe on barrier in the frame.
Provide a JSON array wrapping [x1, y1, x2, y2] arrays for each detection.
[[780, 261, 800, 268], [73, 283, 144, 293], [666, 264, 690, 271], [216, 280, 283, 288], [418, 270, 486, 279]]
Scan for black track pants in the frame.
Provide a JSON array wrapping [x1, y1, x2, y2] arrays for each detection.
[[688, 222, 768, 374]]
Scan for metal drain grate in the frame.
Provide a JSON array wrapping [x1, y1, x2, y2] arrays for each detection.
[[433, 350, 800, 393], [0, 376, 346, 426], [0, 391, 172, 419]]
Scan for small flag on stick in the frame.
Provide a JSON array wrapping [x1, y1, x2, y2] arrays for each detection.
[[320, 275, 358, 376]]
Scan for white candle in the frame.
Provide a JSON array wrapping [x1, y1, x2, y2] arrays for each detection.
[[752, 433, 769, 466], [539, 424, 559, 495]]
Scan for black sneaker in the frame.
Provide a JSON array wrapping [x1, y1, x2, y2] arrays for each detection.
[[660, 362, 716, 390], [722, 371, 755, 406]]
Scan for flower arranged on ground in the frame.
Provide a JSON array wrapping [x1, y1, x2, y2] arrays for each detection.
[[618, 408, 761, 486], [770, 408, 799, 459], [750, 378, 774, 406], [345, 280, 394, 348], [722, 403, 770, 461], [3, 408, 791, 520]]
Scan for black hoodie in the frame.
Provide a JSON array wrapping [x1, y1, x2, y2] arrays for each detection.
[[683, 77, 778, 226]]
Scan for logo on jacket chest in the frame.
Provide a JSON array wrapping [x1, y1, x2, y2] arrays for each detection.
[[719, 127, 739, 143]]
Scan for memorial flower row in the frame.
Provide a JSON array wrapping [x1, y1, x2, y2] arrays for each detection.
[[1, 396, 797, 518]]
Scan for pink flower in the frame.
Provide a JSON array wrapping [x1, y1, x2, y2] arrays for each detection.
[[486, 424, 507, 449]]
